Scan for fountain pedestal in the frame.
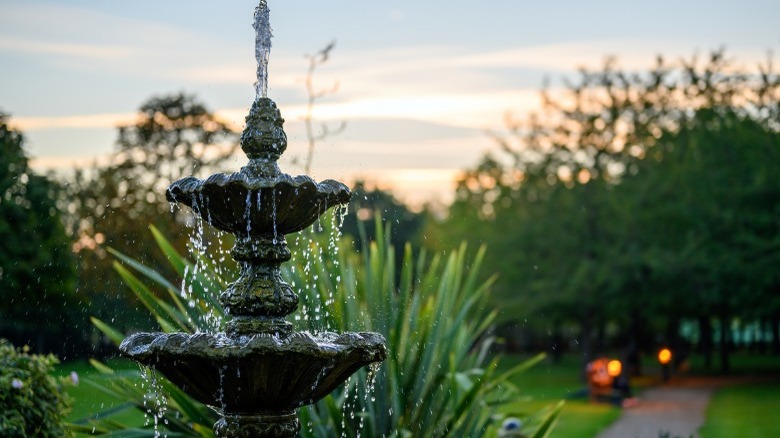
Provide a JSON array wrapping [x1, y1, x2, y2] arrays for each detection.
[[215, 412, 298, 438]]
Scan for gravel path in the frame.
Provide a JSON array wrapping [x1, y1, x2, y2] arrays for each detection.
[[596, 382, 714, 438]]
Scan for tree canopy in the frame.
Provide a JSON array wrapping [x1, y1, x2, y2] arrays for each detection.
[[0, 113, 78, 354], [64, 93, 239, 335], [432, 50, 780, 371]]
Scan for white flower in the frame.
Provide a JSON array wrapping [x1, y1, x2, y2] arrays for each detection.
[[11, 378, 23, 389], [70, 371, 79, 386], [499, 417, 523, 436]]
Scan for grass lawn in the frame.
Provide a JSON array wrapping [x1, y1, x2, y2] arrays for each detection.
[[498, 354, 622, 438], [700, 381, 780, 438], [687, 351, 780, 376], [688, 351, 780, 437], [692, 352, 780, 438], [55, 358, 147, 430]]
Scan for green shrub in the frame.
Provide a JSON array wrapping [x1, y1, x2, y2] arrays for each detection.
[[0, 339, 73, 437]]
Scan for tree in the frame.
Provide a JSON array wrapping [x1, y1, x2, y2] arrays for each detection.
[[301, 41, 346, 174], [341, 181, 425, 258], [0, 113, 79, 355], [69, 93, 239, 233], [433, 49, 780, 369], [65, 93, 239, 338], [618, 109, 780, 371]]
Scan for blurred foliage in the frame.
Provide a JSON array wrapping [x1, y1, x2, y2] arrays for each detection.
[[619, 109, 780, 372], [62, 93, 238, 340], [76, 220, 559, 437], [340, 181, 426, 267], [0, 338, 74, 437], [430, 49, 780, 370], [0, 113, 79, 355]]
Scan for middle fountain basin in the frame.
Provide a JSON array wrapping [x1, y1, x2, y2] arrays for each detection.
[[120, 331, 387, 413], [167, 172, 351, 236]]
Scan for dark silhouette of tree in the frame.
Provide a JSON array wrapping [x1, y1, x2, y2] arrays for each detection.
[[301, 41, 346, 174], [65, 93, 239, 338], [0, 113, 79, 355], [341, 181, 425, 260]]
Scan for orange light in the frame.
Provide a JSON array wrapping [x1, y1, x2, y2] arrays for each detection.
[[658, 348, 672, 365], [607, 360, 622, 377]]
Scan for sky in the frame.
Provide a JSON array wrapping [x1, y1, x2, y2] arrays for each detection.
[[1, 0, 778, 207]]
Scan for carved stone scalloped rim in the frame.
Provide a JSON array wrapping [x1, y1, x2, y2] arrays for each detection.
[[118, 330, 387, 414], [120, 330, 387, 359], [167, 172, 349, 201], [165, 173, 350, 236]]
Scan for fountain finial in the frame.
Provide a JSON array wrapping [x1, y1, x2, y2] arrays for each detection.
[[240, 98, 287, 162]]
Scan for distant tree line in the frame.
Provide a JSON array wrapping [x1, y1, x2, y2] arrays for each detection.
[[430, 49, 780, 373]]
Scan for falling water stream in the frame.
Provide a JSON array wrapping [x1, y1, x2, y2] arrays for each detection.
[[184, 204, 223, 333], [140, 366, 168, 438]]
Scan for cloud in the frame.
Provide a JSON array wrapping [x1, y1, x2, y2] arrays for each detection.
[[280, 90, 542, 129], [269, 41, 772, 104], [12, 112, 137, 131], [387, 9, 405, 22], [9, 2, 759, 109], [13, 86, 540, 135], [19, 35, 766, 141], [448, 39, 772, 72], [0, 36, 136, 58], [0, 3, 242, 83], [0, 4, 195, 48], [29, 154, 113, 170]]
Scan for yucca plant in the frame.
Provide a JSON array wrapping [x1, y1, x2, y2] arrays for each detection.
[[293, 217, 561, 437], [73, 216, 560, 437]]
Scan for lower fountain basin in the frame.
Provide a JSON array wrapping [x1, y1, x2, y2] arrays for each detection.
[[119, 330, 386, 413]]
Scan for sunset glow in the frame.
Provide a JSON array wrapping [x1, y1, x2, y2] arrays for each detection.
[[2, 0, 776, 204]]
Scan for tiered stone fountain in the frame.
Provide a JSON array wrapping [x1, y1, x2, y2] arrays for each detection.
[[119, 2, 387, 437]]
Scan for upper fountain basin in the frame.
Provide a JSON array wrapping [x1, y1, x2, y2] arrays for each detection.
[[166, 169, 350, 237], [119, 330, 387, 413]]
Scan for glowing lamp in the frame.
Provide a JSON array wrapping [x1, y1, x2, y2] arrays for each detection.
[[607, 359, 622, 377], [658, 348, 672, 365]]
